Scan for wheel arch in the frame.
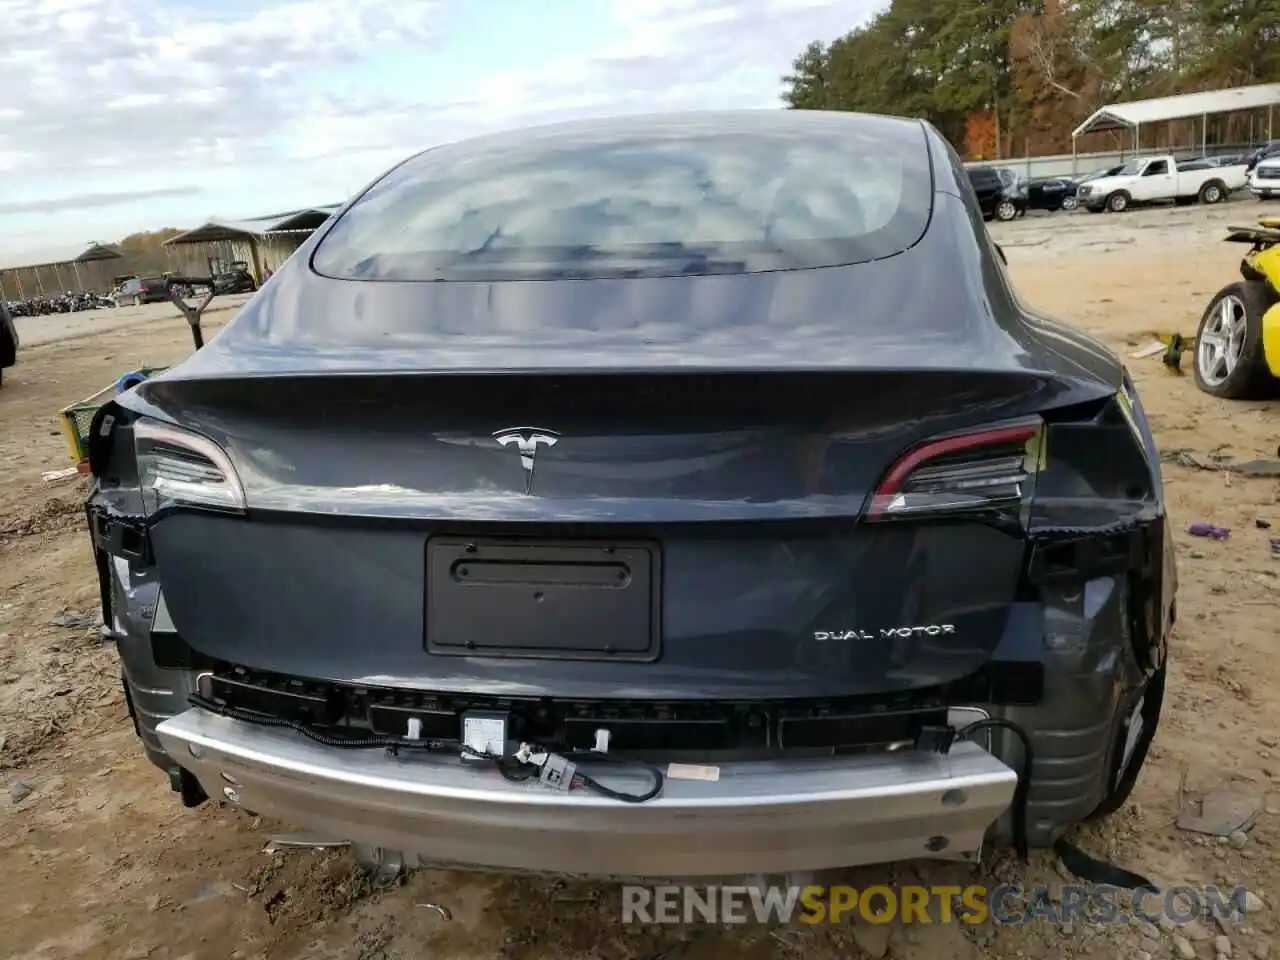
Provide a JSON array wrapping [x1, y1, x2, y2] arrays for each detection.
[[1261, 301, 1280, 378], [1200, 178, 1228, 202], [1251, 245, 1280, 376]]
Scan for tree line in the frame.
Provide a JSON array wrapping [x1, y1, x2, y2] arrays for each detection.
[[780, 0, 1280, 159]]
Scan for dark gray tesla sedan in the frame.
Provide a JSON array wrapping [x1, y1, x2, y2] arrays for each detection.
[[83, 109, 1173, 880]]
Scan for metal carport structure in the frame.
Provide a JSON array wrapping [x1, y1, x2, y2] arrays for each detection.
[[1071, 83, 1280, 161], [162, 206, 340, 282], [0, 242, 125, 299]]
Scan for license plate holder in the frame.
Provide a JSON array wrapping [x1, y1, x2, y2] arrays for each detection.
[[425, 536, 660, 661]]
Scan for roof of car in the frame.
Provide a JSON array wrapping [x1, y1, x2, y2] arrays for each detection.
[[389, 109, 931, 172], [437, 108, 922, 140]]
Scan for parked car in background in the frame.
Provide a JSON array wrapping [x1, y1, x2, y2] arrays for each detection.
[[212, 262, 258, 295], [0, 298, 17, 388], [966, 165, 1025, 221], [1077, 154, 1247, 213], [1026, 176, 1080, 212], [1246, 141, 1280, 171], [1074, 164, 1124, 188], [1249, 158, 1280, 200], [114, 276, 172, 306], [86, 109, 1173, 881]]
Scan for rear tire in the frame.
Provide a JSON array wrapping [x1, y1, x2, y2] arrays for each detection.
[[1193, 280, 1279, 399], [995, 200, 1018, 222], [1105, 191, 1129, 213], [1199, 180, 1226, 205]]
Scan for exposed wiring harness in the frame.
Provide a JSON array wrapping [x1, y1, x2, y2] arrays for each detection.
[[188, 693, 665, 803], [954, 717, 1033, 863], [188, 693, 451, 752], [461, 742, 665, 804]]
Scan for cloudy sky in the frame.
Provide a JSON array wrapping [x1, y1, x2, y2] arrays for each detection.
[[0, 0, 881, 267]]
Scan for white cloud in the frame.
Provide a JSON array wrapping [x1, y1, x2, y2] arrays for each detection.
[[0, 0, 446, 176], [0, 0, 880, 262]]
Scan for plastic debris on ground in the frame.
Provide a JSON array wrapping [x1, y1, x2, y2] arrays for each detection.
[[48, 608, 100, 629], [262, 832, 350, 854], [1176, 785, 1265, 837], [1161, 449, 1280, 478], [1130, 340, 1168, 359], [1188, 523, 1230, 541], [1226, 459, 1280, 478]]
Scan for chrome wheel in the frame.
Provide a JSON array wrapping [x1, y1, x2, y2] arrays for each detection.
[[1061, 195, 1078, 211], [1197, 294, 1248, 386], [1203, 184, 1223, 203], [995, 200, 1017, 221]]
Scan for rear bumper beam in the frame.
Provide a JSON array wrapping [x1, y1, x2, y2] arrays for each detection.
[[157, 708, 1017, 877]]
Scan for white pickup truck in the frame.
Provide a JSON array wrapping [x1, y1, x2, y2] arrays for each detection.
[[1248, 157, 1280, 200], [1076, 154, 1248, 213]]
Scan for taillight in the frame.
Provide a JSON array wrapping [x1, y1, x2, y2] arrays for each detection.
[[867, 420, 1043, 521], [134, 418, 246, 515]]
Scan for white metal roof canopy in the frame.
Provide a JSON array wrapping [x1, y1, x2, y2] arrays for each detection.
[[1072, 83, 1280, 140]]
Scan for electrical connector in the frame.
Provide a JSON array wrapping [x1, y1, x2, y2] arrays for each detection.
[[538, 753, 576, 791], [512, 742, 547, 766]]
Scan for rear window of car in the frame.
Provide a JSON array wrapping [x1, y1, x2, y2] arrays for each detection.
[[967, 168, 1000, 186], [310, 113, 934, 282], [140, 278, 166, 290]]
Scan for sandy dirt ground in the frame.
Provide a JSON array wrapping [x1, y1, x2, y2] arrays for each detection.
[[11, 294, 256, 348], [1, 200, 1278, 960]]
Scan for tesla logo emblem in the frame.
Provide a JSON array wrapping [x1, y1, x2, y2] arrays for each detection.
[[493, 427, 559, 493]]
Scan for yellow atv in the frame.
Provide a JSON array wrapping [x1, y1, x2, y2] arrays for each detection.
[[1194, 215, 1280, 398]]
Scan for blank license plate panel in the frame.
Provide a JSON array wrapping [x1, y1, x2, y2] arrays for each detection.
[[425, 537, 660, 660]]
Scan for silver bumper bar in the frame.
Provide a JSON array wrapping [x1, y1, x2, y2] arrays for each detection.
[[157, 709, 1017, 877]]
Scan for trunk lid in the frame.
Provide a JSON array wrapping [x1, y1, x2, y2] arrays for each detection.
[[139, 367, 1104, 701]]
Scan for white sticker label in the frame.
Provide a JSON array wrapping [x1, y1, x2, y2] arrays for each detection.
[[462, 717, 507, 758], [99, 414, 116, 436], [666, 763, 720, 782]]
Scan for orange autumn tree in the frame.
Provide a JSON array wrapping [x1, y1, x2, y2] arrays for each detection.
[[964, 111, 998, 159]]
